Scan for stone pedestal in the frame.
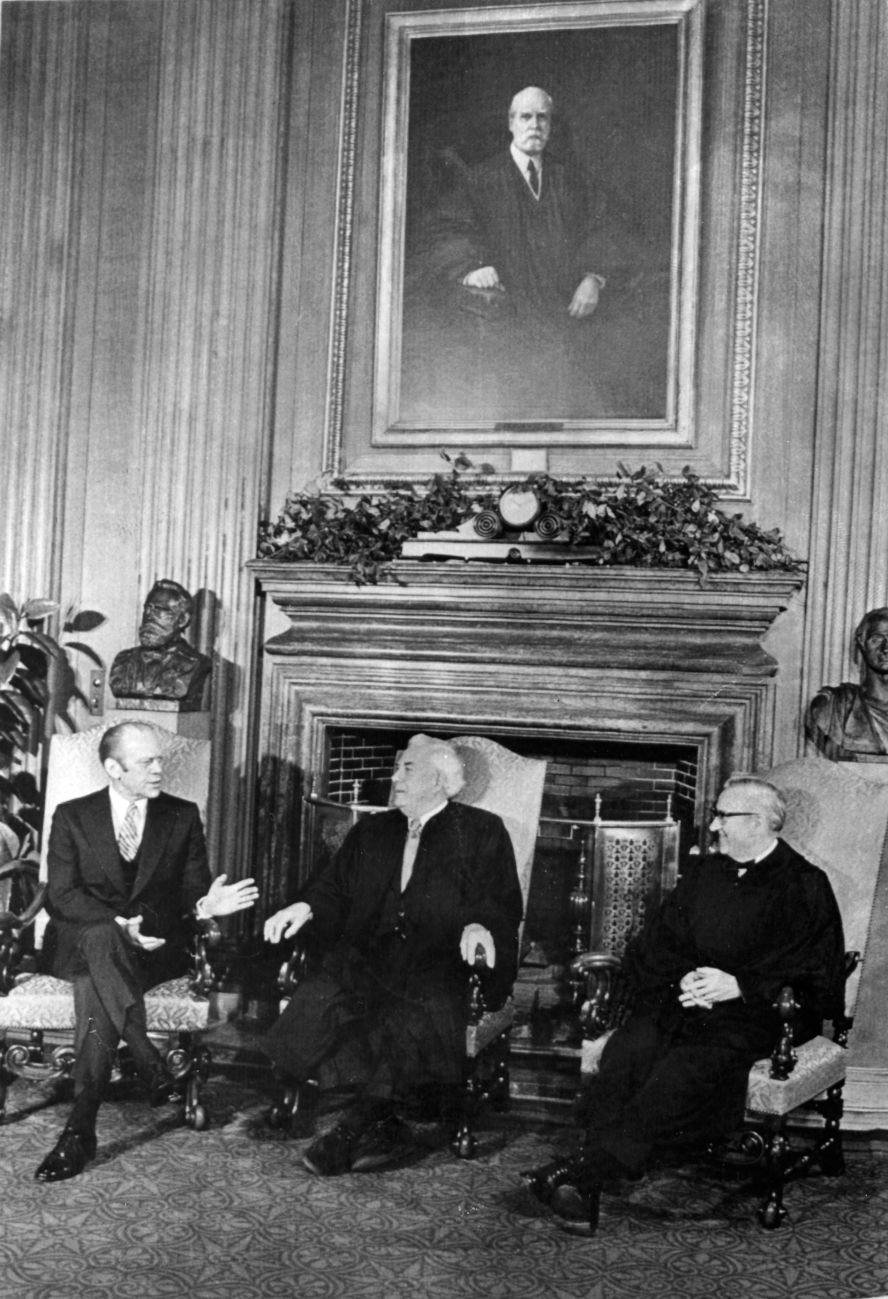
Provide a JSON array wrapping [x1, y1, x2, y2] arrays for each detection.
[[111, 700, 211, 741]]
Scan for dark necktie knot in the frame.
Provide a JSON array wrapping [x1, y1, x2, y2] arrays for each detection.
[[407, 818, 422, 840]]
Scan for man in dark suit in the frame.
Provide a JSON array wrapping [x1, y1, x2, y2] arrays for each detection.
[[522, 776, 845, 1234], [35, 720, 258, 1182], [263, 734, 522, 1176]]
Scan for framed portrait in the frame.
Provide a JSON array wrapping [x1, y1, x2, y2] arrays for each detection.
[[327, 0, 766, 490]]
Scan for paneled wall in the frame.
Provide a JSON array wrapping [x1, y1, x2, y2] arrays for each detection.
[[1, 0, 291, 870], [2, 0, 888, 873]]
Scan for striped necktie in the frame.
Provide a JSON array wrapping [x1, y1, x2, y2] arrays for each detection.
[[118, 801, 141, 862], [527, 160, 540, 196]]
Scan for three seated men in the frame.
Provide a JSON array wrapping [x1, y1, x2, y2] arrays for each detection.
[[35, 726, 844, 1232]]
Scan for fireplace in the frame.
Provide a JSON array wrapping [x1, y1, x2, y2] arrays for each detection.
[[251, 558, 801, 913]]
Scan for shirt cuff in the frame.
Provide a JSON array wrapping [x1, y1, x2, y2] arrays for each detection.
[[194, 896, 211, 920]]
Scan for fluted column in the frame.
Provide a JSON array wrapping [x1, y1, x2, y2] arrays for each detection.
[[130, 0, 289, 870], [0, 5, 87, 603], [802, 0, 888, 702]]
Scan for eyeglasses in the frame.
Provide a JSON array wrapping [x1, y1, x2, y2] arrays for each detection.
[[710, 807, 758, 823]]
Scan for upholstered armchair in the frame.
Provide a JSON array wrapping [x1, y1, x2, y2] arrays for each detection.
[[0, 722, 219, 1128], [271, 734, 546, 1158], [574, 757, 885, 1228]]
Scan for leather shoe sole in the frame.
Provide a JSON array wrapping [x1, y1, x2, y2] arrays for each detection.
[[35, 1129, 97, 1183]]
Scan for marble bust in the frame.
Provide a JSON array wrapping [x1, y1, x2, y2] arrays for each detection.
[[109, 580, 211, 712], [806, 606, 888, 761]]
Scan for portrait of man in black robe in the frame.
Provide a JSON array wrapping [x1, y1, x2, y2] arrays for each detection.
[[398, 26, 677, 426]]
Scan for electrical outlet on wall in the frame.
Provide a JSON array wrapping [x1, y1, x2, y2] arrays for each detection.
[[87, 669, 105, 716]]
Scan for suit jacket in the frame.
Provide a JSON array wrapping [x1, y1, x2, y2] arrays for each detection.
[[298, 801, 523, 1009], [45, 787, 210, 983]]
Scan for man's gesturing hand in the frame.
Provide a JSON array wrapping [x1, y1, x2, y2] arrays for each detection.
[[204, 874, 259, 917]]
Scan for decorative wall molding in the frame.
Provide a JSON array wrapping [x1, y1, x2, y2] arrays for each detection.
[[728, 0, 768, 497]]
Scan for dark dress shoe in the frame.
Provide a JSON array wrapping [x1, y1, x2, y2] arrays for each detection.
[[35, 1128, 97, 1183], [350, 1115, 417, 1173], [522, 1158, 602, 1235], [302, 1123, 356, 1176], [521, 1159, 577, 1206]]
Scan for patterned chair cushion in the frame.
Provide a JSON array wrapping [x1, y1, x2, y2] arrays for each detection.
[[0, 973, 210, 1032], [744, 1035, 847, 1116]]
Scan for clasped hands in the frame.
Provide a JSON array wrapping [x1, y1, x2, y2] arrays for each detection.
[[678, 966, 741, 1010], [263, 903, 496, 970]]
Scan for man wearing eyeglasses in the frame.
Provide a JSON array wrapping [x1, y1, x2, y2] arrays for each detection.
[[522, 775, 845, 1233]]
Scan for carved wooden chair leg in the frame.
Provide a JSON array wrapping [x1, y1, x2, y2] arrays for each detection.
[[161, 1031, 211, 1130], [758, 1122, 789, 1229], [490, 1033, 511, 1114], [0, 1033, 9, 1121], [452, 1058, 481, 1159], [813, 1080, 846, 1176]]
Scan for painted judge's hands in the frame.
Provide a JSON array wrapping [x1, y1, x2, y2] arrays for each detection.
[[264, 901, 313, 944], [462, 266, 503, 291], [460, 923, 496, 969], [567, 273, 603, 318], [678, 966, 741, 1010], [205, 874, 260, 917]]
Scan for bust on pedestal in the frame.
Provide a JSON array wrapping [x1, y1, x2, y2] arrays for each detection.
[[109, 579, 211, 740], [806, 606, 888, 762]]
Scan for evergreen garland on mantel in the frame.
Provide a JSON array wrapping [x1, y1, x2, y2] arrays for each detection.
[[257, 464, 804, 587]]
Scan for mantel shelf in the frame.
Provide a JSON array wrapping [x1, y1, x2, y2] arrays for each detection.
[[249, 560, 804, 678]]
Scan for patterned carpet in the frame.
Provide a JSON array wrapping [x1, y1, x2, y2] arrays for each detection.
[[1, 1069, 886, 1299]]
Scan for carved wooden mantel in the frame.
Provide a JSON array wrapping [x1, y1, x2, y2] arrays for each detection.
[[250, 560, 804, 912]]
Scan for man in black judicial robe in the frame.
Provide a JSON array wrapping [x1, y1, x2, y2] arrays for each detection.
[[522, 775, 845, 1232], [263, 733, 522, 1176]]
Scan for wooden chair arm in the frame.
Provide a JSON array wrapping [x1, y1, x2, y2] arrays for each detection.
[[466, 951, 489, 1026], [276, 935, 311, 1004], [0, 869, 48, 996], [188, 916, 222, 996], [769, 948, 862, 1079], [570, 950, 627, 1039]]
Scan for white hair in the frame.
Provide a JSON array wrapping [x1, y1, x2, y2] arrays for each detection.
[[406, 734, 465, 798], [723, 775, 786, 832]]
